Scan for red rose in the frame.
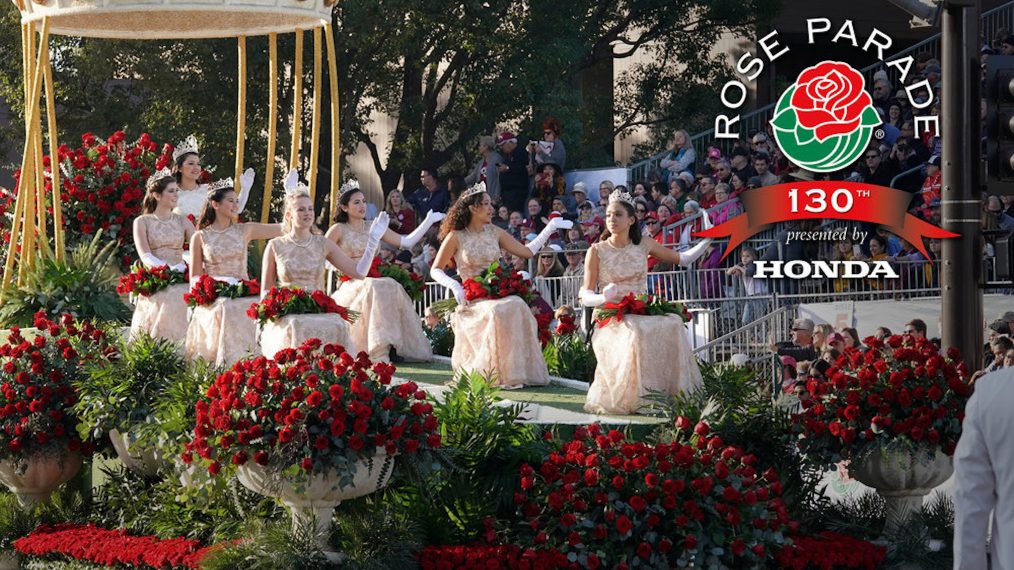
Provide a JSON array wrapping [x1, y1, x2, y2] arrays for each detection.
[[615, 515, 632, 535], [789, 62, 873, 141]]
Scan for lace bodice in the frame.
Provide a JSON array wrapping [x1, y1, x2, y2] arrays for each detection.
[[199, 224, 248, 279], [270, 234, 327, 290], [453, 225, 502, 280], [137, 214, 187, 265], [336, 222, 371, 261], [173, 184, 209, 219], [593, 239, 650, 296]]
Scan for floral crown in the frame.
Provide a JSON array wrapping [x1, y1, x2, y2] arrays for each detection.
[[172, 135, 200, 162], [608, 190, 635, 207], [207, 177, 234, 195], [145, 167, 174, 192], [339, 179, 360, 198], [461, 181, 486, 200]]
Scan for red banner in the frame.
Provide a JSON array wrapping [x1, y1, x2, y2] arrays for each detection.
[[698, 183, 958, 260]]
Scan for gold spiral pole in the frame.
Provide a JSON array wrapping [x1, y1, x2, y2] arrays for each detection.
[[324, 23, 340, 220], [289, 30, 303, 170], [308, 26, 322, 201], [235, 36, 247, 187], [261, 33, 279, 224]]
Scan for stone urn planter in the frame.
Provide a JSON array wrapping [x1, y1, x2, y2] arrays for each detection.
[[237, 453, 396, 563], [109, 429, 168, 476], [0, 551, 19, 570], [850, 447, 953, 533], [0, 452, 82, 508]]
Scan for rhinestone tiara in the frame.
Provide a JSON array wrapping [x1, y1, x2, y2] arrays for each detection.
[[461, 181, 486, 200], [172, 134, 200, 162], [207, 177, 234, 194], [608, 190, 635, 207], [145, 167, 173, 191], [339, 179, 360, 198]]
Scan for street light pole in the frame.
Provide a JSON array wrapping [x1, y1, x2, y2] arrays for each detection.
[[940, 0, 984, 370]]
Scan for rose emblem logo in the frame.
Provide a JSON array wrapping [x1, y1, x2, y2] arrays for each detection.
[[771, 61, 882, 172]]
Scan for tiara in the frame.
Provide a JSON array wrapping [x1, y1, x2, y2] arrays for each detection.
[[207, 177, 234, 194], [608, 191, 635, 207], [338, 179, 360, 198], [283, 168, 310, 197], [461, 181, 486, 200], [172, 135, 200, 162], [145, 167, 173, 191]]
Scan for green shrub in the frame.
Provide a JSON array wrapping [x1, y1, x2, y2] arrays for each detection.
[[424, 322, 454, 357], [542, 332, 595, 382]]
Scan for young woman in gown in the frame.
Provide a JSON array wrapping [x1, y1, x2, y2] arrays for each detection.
[[129, 169, 195, 343], [325, 181, 444, 363], [184, 180, 281, 367], [429, 182, 572, 388], [580, 191, 712, 414], [170, 134, 255, 220], [259, 179, 384, 358]]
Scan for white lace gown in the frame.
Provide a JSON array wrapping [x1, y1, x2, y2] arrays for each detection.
[[129, 214, 190, 343], [446, 225, 548, 388], [172, 184, 209, 220], [259, 235, 355, 359], [184, 224, 259, 367], [584, 239, 702, 415], [330, 223, 433, 363]]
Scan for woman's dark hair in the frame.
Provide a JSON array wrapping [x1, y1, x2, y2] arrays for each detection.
[[447, 175, 466, 204], [599, 200, 641, 245], [439, 190, 486, 239], [172, 152, 199, 185], [143, 175, 176, 214], [542, 116, 562, 136], [651, 181, 668, 197], [332, 188, 366, 224], [198, 185, 235, 229], [869, 235, 887, 250]]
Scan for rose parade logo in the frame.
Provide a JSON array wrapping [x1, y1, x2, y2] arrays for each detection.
[[770, 62, 882, 172]]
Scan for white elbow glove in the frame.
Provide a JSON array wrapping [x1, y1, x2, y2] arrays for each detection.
[[580, 283, 619, 307], [139, 252, 167, 268], [237, 168, 255, 213], [170, 263, 188, 273], [430, 267, 465, 305], [679, 211, 714, 266], [400, 210, 445, 249], [525, 217, 573, 256], [356, 212, 389, 277]]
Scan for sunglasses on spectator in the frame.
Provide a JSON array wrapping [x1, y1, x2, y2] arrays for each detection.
[[543, 130, 553, 135], [645, 220, 658, 225], [865, 154, 880, 160], [636, 208, 646, 213]]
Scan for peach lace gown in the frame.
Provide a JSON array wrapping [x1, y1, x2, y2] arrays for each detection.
[[330, 223, 432, 363], [184, 224, 259, 367], [447, 225, 548, 388], [260, 235, 355, 358], [129, 214, 190, 343], [584, 240, 702, 415]]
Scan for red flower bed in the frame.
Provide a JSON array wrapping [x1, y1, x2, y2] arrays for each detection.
[[14, 523, 214, 569], [512, 421, 792, 568], [792, 335, 970, 467], [775, 531, 886, 570], [183, 275, 260, 307], [418, 544, 570, 570], [246, 286, 356, 325], [593, 293, 691, 327], [117, 264, 188, 297]]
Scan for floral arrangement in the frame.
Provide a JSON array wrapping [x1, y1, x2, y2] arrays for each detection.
[[116, 263, 188, 298], [594, 293, 692, 327], [463, 261, 537, 305], [14, 523, 213, 569], [340, 257, 425, 302], [774, 531, 886, 570], [511, 421, 791, 568], [182, 341, 442, 481], [246, 286, 357, 326], [791, 335, 970, 467], [183, 275, 260, 308], [554, 314, 578, 336], [417, 544, 569, 569], [0, 312, 112, 463]]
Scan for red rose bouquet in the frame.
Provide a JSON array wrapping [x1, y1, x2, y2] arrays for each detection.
[[593, 293, 692, 327], [183, 275, 260, 308], [0, 312, 112, 464], [182, 341, 442, 479], [116, 263, 188, 298], [246, 287, 357, 326], [555, 314, 578, 336], [512, 422, 792, 568], [339, 258, 425, 302], [791, 335, 970, 467], [462, 261, 537, 305]]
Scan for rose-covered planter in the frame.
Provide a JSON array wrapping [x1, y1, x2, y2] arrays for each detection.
[[0, 452, 83, 508], [109, 429, 168, 476], [236, 452, 395, 562], [851, 447, 953, 533]]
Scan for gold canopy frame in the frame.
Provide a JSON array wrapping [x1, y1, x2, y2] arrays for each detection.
[[3, 0, 343, 291]]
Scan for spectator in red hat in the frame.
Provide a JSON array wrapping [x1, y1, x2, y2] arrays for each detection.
[[496, 131, 530, 215], [581, 216, 604, 244], [705, 147, 723, 176], [529, 117, 566, 171]]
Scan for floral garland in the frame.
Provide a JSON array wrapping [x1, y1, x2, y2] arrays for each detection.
[[183, 275, 260, 308], [593, 293, 691, 328], [774, 531, 886, 570], [14, 523, 213, 569], [246, 286, 357, 325], [339, 258, 425, 302], [116, 264, 187, 298]]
